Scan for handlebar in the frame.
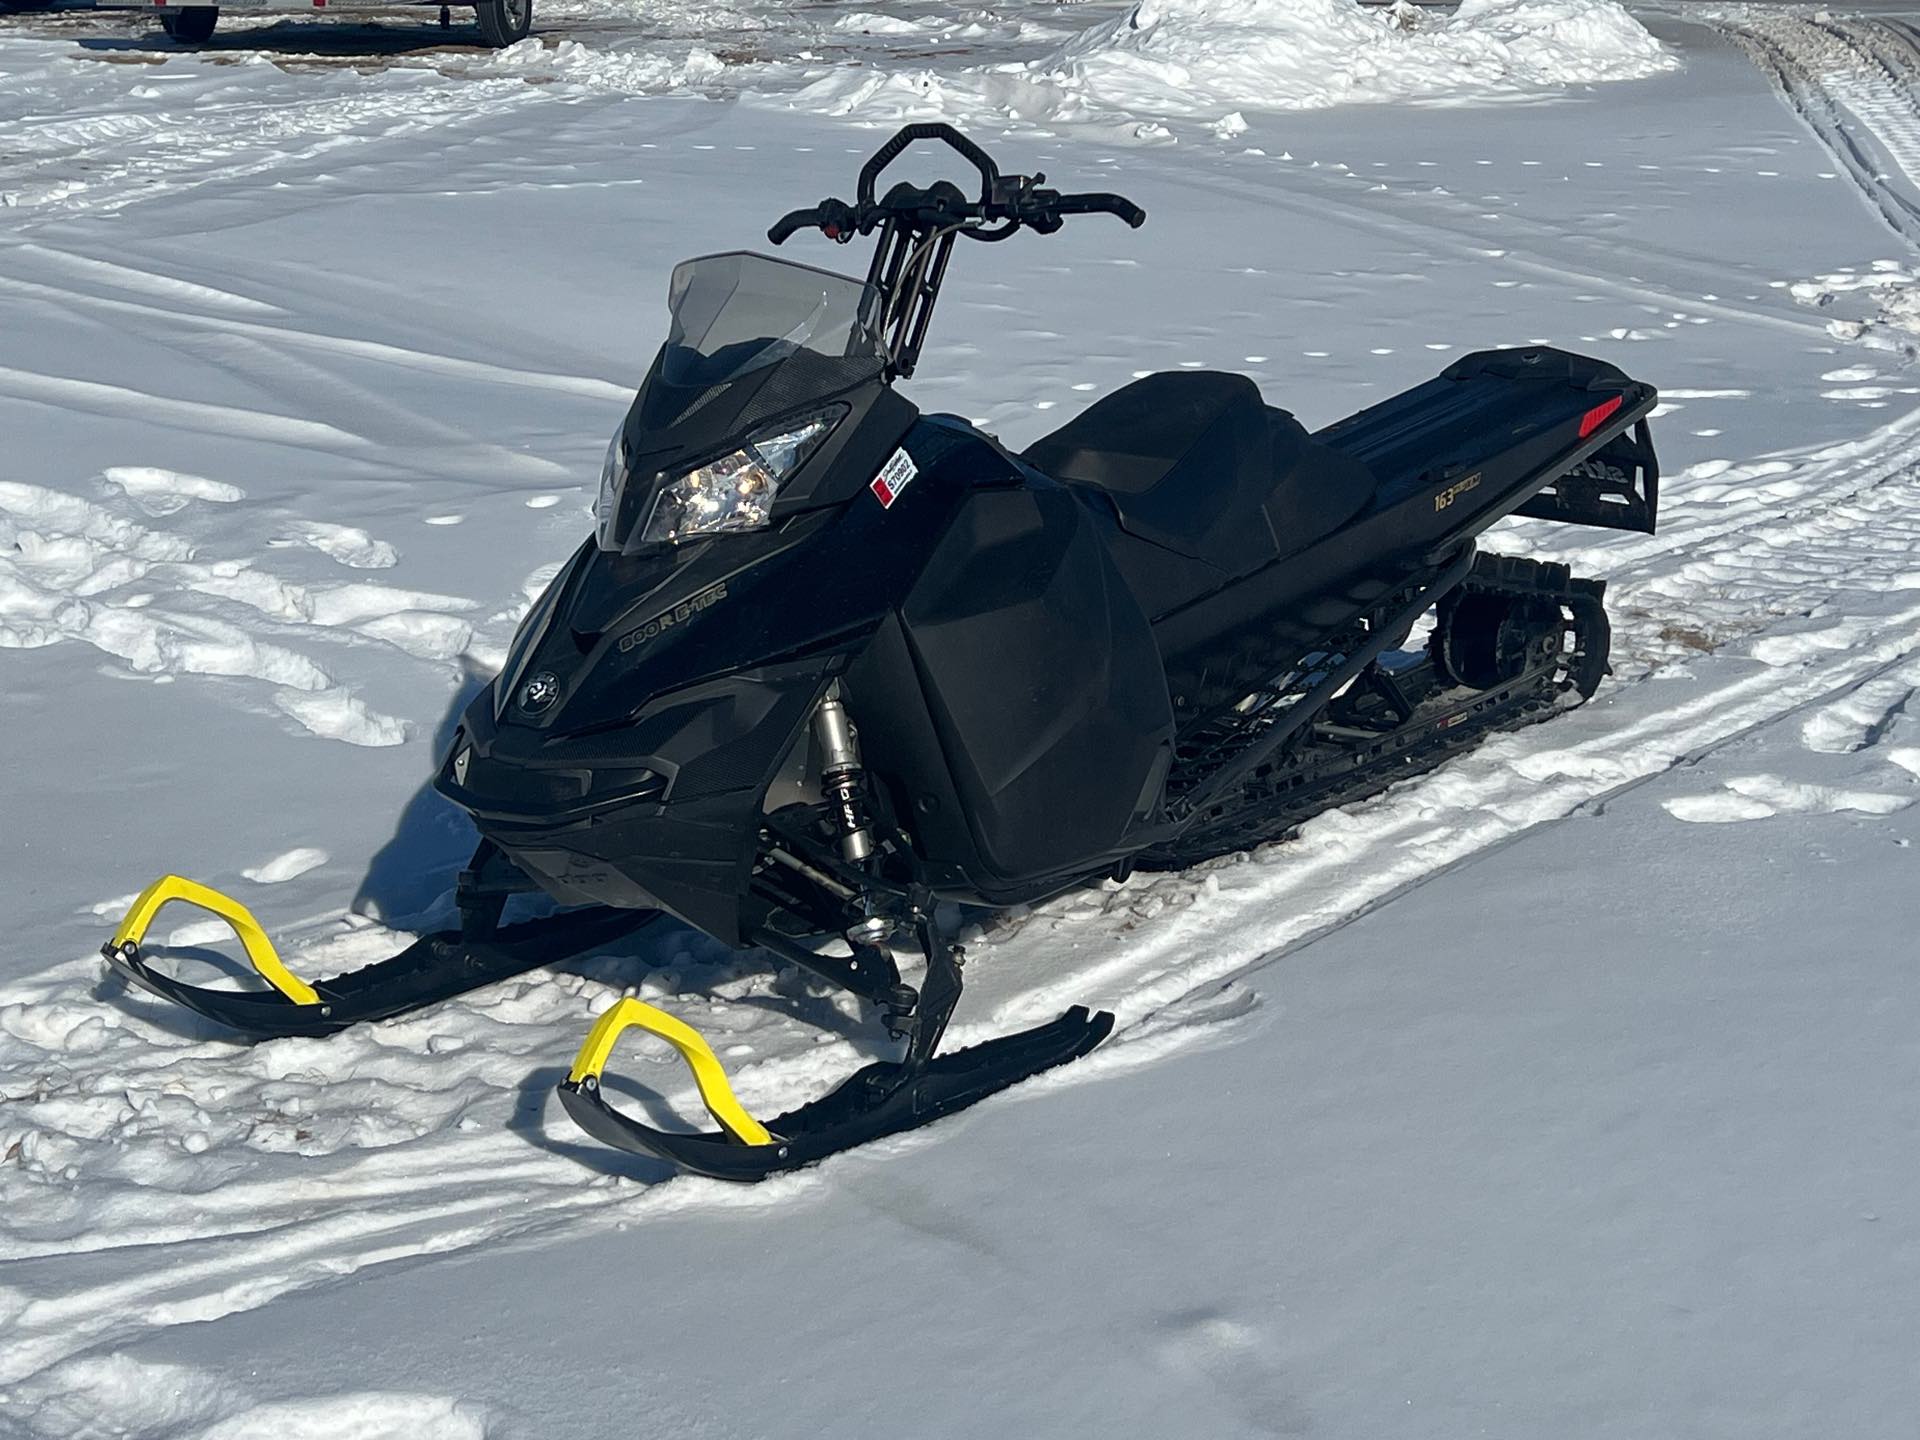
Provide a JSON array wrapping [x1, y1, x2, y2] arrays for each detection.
[[768, 183, 1145, 246], [768, 121, 1142, 246], [757, 126, 1147, 380], [1047, 192, 1147, 229]]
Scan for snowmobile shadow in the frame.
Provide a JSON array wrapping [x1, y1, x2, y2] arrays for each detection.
[[509, 1064, 679, 1185], [727, 980, 901, 1059], [351, 658, 488, 928]]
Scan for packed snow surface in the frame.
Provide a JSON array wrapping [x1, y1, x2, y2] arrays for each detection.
[[1, 0, 1919, 1435], [796, 0, 1676, 129]]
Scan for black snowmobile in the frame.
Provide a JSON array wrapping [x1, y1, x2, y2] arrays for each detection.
[[102, 123, 1658, 1181]]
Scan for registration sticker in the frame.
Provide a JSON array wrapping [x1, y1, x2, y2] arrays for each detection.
[[870, 448, 918, 509]]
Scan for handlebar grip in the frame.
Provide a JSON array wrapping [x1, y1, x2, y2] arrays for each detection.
[[1052, 192, 1147, 228], [769, 199, 864, 245], [768, 207, 824, 245]]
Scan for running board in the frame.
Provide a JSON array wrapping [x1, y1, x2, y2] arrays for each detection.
[[102, 875, 652, 1040]]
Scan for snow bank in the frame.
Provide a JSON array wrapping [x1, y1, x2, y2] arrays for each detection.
[[791, 0, 1677, 131], [467, 38, 726, 94]]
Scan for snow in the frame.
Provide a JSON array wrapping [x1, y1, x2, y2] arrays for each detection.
[[1, 0, 1919, 1435], [16, 702, 1918, 1439], [783, 0, 1673, 133], [240, 847, 330, 883]]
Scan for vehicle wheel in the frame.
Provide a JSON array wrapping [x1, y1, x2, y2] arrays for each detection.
[[473, 0, 529, 47], [160, 6, 219, 41]]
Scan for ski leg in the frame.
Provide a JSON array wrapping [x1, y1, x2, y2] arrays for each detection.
[[454, 840, 537, 941]]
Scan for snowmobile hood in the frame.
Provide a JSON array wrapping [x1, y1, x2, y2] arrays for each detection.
[[438, 418, 993, 809], [432, 417, 993, 939]]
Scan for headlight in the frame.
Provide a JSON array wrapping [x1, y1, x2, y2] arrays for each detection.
[[640, 413, 837, 546], [594, 431, 628, 550]]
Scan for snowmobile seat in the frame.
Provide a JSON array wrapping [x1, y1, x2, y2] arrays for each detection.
[[1023, 371, 1376, 579]]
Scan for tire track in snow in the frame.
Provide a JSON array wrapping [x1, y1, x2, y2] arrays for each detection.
[[0, 59, 544, 226], [0, 252, 634, 405], [1713, 10, 1920, 251], [1813, 15, 1920, 209]]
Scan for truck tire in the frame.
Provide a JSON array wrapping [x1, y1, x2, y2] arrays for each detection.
[[160, 6, 219, 41], [474, 0, 529, 46]]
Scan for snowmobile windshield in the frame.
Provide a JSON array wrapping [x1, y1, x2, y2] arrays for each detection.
[[660, 252, 885, 387], [593, 254, 889, 555]]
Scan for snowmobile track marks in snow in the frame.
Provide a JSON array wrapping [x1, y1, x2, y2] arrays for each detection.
[[1715, 10, 1920, 251]]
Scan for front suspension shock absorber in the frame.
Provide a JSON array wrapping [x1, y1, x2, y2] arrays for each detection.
[[813, 681, 875, 864]]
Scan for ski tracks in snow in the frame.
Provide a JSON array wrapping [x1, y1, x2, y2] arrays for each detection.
[[0, 248, 621, 482], [0, 40, 541, 225], [1713, 8, 1920, 352], [0, 231, 622, 747]]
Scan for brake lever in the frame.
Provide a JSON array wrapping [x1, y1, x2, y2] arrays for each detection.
[[983, 174, 1069, 234]]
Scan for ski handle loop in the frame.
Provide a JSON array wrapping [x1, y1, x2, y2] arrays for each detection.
[[566, 997, 774, 1148], [109, 875, 320, 1006]]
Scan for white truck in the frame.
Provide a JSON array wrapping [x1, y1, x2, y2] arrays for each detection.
[[98, 0, 530, 47]]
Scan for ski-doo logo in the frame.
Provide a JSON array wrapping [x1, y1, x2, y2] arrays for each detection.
[[1570, 458, 1628, 484], [519, 671, 560, 714], [616, 580, 729, 654], [1434, 472, 1482, 512]]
